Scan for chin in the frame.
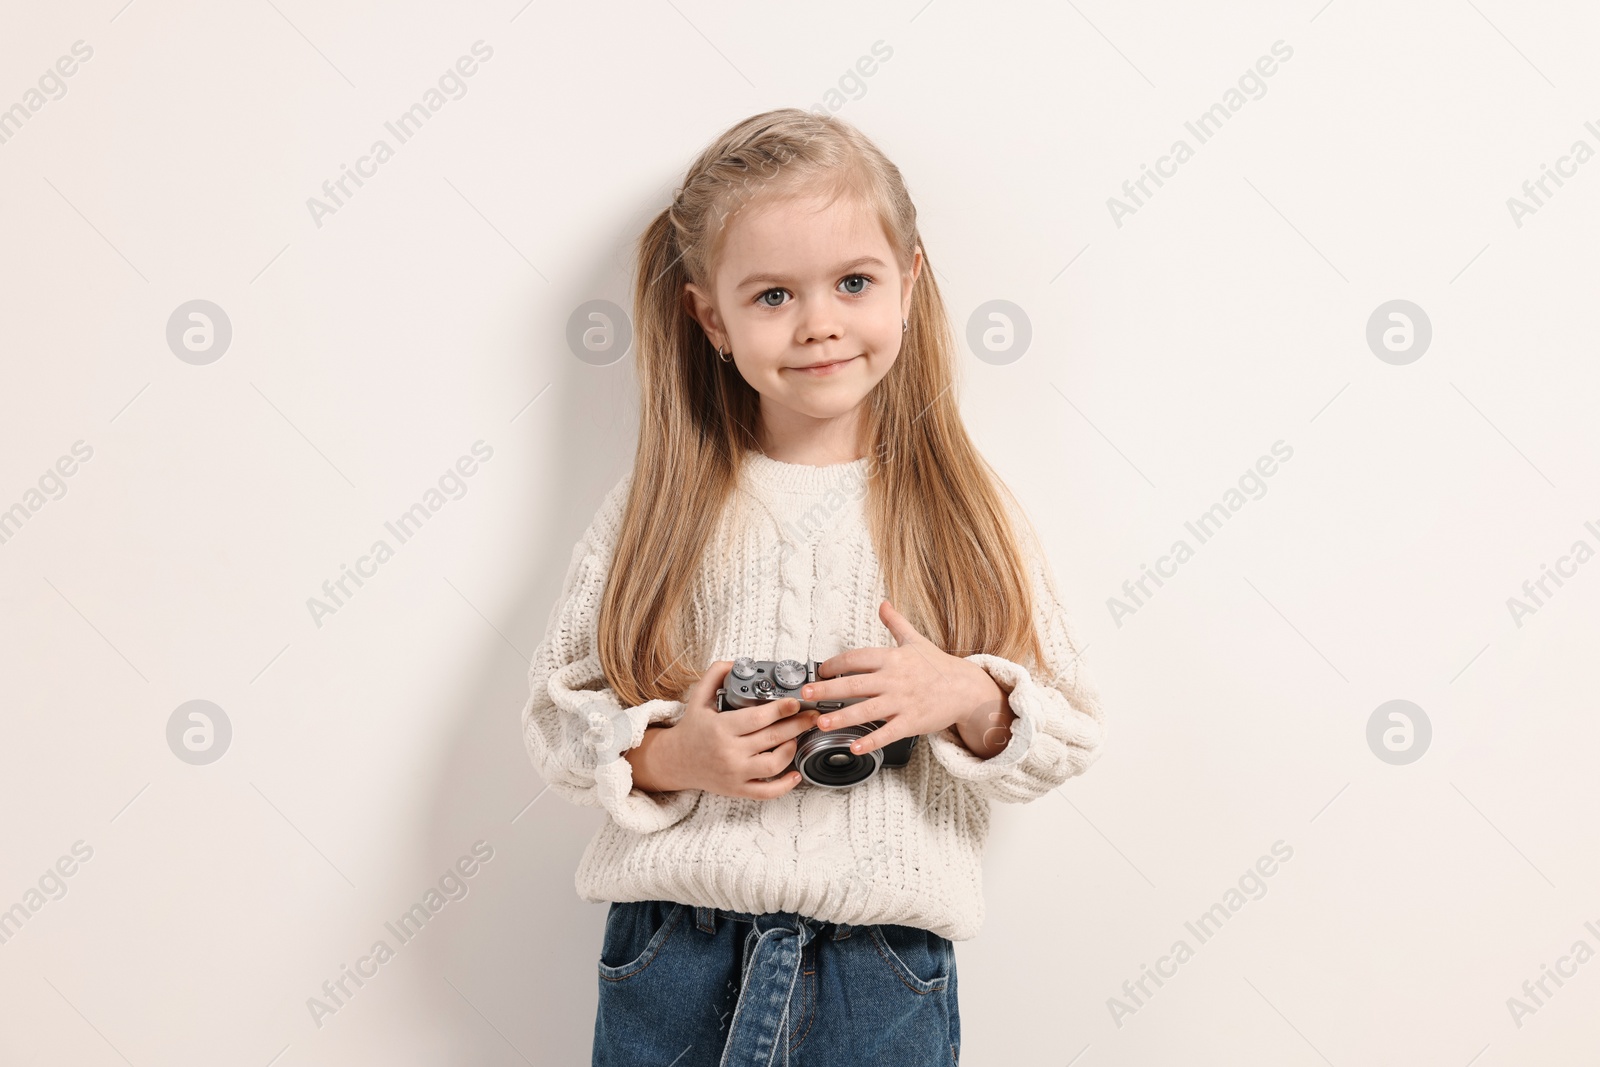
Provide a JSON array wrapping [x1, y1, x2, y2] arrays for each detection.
[[780, 396, 869, 420], [791, 400, 860, 417]]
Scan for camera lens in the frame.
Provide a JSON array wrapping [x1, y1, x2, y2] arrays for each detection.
[[796, 726, 882, 788]]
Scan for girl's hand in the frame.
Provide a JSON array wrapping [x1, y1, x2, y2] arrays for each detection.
[[804, 601, 1014, 759], [642, 660, 821, 799]]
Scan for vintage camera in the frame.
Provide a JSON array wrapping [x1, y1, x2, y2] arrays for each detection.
[[715, 657, 916, 789]]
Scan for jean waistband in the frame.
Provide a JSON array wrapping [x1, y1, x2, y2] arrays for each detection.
[[693, 904, 856, 940]]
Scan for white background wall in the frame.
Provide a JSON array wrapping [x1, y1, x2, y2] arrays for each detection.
[[3, 0, 1599, 1063]]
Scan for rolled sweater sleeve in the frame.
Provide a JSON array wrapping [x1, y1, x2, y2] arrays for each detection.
[[924, 529, 1107, 804], [520, 475, 700, 834]]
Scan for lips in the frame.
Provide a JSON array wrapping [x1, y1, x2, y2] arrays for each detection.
[[788, 355, 860, 374]]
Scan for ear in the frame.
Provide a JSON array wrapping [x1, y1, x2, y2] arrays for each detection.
[[682, 282, 724, 350], [900, 247, 923, 321]]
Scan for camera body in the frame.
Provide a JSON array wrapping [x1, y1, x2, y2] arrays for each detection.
[[715, 657, 916, 789]]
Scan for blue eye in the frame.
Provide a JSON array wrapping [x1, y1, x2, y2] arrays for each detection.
[[753, 275, 874, 307]]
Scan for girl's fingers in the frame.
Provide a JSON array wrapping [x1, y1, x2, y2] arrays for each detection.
[[744, 768, 803, 799], [755, 737, 799, 778], [745, 709, 819, 754], [813, 696, 886, 733], [728, 697, 803, 735], [812, 649, 890, 690], [803, 672, 878, 705], [850, 722, 903, 756], [690, 660, 734, 709]]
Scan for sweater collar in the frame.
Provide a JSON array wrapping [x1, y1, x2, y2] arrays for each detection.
[[740, 450, 871, 495]]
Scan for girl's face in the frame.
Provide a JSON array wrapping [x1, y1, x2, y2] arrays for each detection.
[[683, 191, 922, 453]]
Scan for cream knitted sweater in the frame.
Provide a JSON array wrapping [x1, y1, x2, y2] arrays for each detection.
[[520, 452, 1106, 941]]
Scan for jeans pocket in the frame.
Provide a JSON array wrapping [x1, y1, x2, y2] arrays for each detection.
[[598, 900, 686, 982], [868, 922, 951, 994]]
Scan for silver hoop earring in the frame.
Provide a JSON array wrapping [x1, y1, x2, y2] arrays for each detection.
[[716, 344, 732, 363], [902, 318, 909, 333]]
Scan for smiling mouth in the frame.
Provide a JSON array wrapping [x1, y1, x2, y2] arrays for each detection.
[[787, 355, 860, 373]]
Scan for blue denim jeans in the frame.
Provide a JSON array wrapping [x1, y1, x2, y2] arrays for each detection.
[[593, 900, 960, 1066]]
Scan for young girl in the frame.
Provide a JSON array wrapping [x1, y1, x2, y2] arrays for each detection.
[[522, 107, 1106, 1067]]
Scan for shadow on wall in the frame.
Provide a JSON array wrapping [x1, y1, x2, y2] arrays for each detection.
[[410, 204, 657, 1063]]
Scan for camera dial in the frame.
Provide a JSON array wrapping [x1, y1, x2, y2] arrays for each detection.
[[773, 659, 807, 689]]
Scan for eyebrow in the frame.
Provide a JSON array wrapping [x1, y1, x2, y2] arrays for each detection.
[[734, 256, 890, 290]]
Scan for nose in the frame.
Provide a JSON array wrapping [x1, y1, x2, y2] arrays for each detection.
[[796, 296, 843, 346]]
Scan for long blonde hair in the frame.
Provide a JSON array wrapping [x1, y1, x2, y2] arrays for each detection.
[[601, 107, 1053, 707]]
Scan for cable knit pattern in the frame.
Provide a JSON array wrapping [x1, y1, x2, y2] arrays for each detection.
[[520, 452, 1106, 940]]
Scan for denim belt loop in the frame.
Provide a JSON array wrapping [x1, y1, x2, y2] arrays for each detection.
[[831, 921, 853, 940], [695, 905, 717, 934]]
